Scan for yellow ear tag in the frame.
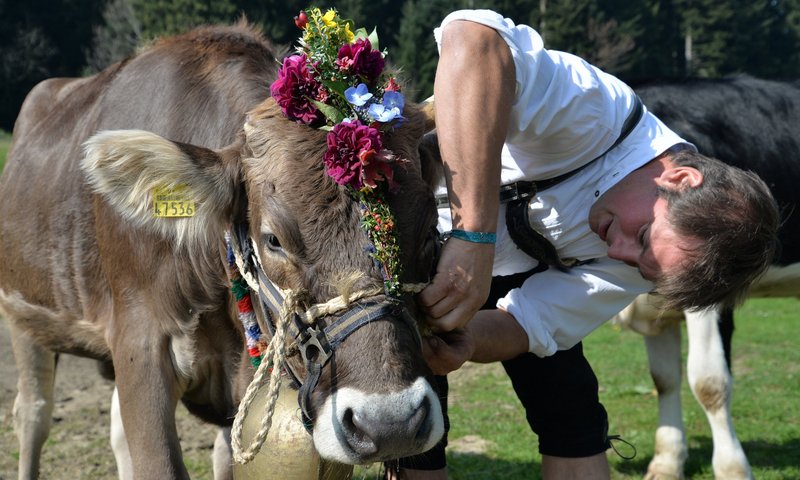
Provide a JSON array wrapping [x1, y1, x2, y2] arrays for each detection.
[[152, 184, 196, 217]]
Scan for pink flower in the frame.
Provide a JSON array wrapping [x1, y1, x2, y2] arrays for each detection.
[[335, 39, 385, 84], [294, 11, 308, 29], [385, 77, 401, 92], [270, 54, 325, 126], [323, 121, 395, 190]]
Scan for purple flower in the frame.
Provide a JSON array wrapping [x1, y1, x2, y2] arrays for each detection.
[[270, 54, 326, 126], [323, 121, 395, 190], [336, 39, 385, 84]]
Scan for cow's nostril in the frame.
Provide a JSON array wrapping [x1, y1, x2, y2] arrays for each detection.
[[342, 408, 355, 431], [412, 397, 431, 440], [342, 408, 378, 455]]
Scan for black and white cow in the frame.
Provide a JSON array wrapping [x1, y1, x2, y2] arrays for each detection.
[[614, 75, 800, 480]]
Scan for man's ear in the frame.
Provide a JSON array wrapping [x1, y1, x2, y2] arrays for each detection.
[[656, 166, 704, 190]]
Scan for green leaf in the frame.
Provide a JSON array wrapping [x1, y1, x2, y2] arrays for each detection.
[[353, 27, 369, 41], [320, 79, 349, 98], [311, 99, 346, 124], [368, 27, 380, 51]]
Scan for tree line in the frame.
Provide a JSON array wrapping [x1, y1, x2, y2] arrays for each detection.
[[1, 0, 799, 131]]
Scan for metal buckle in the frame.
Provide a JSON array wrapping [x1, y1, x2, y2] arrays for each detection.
[[499, 181, 536, 203], [436, 180, 537, 209], [298, 326, 332, 366]]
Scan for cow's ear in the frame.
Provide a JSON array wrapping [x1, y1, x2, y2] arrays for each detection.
[[421, 96, 435, 133], [82, 129, 241, 247], [418, 131, 444, 190]]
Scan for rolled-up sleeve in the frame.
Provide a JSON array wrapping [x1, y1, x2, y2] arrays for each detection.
[[496, 257, 652, 357], [434, 9, 625, 180]]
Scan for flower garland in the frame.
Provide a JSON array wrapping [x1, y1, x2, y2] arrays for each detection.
[[271, 7, 406, 296]]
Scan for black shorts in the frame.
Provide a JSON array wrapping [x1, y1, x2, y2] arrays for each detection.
[[398, 267, 610, 470]]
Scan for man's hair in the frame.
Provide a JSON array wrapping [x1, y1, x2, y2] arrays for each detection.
[[655, 150, 780, 310]]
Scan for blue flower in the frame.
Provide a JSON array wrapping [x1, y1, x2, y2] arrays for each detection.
[[383, 91, 405, 112], [345, 83, 373, 107], [368, 91, 405, 123]]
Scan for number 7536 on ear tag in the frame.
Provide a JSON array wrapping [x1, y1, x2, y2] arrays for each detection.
[[152, 184, 196, 217]]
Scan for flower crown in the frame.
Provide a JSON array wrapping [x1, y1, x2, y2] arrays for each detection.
[[270, 7, 406, 295]]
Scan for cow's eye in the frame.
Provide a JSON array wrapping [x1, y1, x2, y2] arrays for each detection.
[[265, 234, 282, 252]]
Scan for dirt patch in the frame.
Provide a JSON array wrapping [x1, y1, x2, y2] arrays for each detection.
[[1, 319, 498, 479], [0, 321, 219, 479], [448, 435, 495, 455]]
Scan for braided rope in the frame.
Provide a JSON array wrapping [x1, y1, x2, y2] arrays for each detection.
[[227, 230, 431, 463], [230, 282, 427, 464], [400, 282, 427, 294], [231, 289, 296, 464]]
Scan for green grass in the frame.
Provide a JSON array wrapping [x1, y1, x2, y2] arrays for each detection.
[[354, 297, 800, 479], [0, 130, 10, 171]]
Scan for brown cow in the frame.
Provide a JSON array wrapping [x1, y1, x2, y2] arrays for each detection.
[[0, 22, 443, 479]]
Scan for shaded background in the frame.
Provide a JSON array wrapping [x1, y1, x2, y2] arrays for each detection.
[[1, 0, 799, 131]]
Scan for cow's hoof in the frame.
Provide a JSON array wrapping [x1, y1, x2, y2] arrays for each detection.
[[644, 457, 684, 480]]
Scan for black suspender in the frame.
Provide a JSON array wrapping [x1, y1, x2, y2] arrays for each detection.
[[438, 95, 645, 270]]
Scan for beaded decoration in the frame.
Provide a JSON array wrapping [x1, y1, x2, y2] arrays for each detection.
[[226, 232, 268, 368]]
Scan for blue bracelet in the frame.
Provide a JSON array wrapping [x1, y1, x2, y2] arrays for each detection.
[[449, 229, 497, 244]]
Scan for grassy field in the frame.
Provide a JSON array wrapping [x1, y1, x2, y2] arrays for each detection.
[[348, 298, 800, 479], [355, 297, 798, 480], [0, 130, 10, 170]]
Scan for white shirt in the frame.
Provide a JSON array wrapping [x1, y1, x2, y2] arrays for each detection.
[[433, 10, 693, 356]]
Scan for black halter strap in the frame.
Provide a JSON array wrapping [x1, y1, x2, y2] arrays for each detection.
[[230, 222, 421, 430]]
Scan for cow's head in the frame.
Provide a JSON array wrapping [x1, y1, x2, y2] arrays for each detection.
[[81, 92, 443, 464]]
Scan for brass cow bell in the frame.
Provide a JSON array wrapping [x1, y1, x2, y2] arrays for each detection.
[[232, 378, 353, 480]]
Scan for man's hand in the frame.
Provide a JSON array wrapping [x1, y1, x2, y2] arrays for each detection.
[[418, 237, 494, 332], [422, 309, 530, 375], [422, 328, 475, 376]]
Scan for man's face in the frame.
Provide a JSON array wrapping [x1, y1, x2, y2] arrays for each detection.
[[588, 165, 703, 281]]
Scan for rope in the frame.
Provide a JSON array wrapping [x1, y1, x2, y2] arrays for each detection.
[[230, 282, 428, 464], [230, 241, 259, 292], [400, 282, 428, 294], [227, 229, 431, 463], [295, 286, 380, 324], [230, 289, 298, 464]]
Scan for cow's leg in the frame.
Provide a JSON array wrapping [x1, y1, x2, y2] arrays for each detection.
[[212, 427, 234, 480], [9, 322, 57, 480], [112, 325, 188, 479], [110, 386, 134, 480], [718, 306, 734, 369], [685, 308, 752, 480], [643, 320, 687, 480]]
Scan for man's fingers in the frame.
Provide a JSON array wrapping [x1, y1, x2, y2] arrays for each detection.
[[426, 305, 472, 333], [421, 329, 475, 376], [418, 267, 469, 307], [418, 237, 495, 331], [420, 270, 476, 322], [417, 274, 448, 308], [422, 335, 442, 359], [422, 293, 463, 321]]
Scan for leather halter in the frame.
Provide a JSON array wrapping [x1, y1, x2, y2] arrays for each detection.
[[228, 222, 422, 429]]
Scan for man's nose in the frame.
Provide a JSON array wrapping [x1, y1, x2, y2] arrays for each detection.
[[607, 236, 639, 268]]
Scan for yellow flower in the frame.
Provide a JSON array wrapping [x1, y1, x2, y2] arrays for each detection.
[[322, 9, 337, 27], [343, 23, 354, 43]]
